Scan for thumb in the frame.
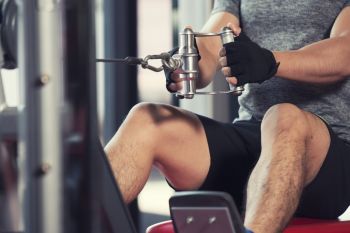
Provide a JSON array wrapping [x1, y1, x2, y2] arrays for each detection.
[[227, 22, 241, 36]]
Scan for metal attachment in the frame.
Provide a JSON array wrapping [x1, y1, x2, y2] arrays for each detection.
[[186, 216, 194, 224], [208, 216, 216, 224], [96, 53, 179, 73], [96, 27, 245, 99], [171, 27, 244, 99], [142, 53, 172, 72], [38, 163, 52, 175], [38, 74, 50, 86]]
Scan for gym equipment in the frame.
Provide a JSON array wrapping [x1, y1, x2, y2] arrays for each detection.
[[0, 0, 19, 231], [146, 191, 350, 233], [97, 27, 244, 99], [146, 218, 350, 233], [169, 191, 245, 233], [0, 0, 17, 69], [0, 0, 138, 232]]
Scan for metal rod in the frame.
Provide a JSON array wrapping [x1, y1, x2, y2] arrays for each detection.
[[18, 0, 64, 232], [0, 73, 7, 111], [17, 0, 139, 232], [96, 58, 129, 63]]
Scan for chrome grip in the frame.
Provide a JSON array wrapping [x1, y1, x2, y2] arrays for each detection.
[[172, 27, 244, 99], [219, 26, 244, 95], [176, 28, 199, 99]]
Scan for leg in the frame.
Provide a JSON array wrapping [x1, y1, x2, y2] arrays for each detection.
[[104, 102, 210, 203], [244, 103, 331, 233]]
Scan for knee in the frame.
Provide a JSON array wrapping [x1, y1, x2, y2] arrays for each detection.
[[126, 102, 164, 129], [261, 103, 310, 139], [129, 102, 156, 119], [127, 102, 177, 128], [121, 103, 158, 132]]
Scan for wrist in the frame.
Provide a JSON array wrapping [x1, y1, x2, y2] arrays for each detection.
[[272, 50, 297, 78], [272, 51, 283, 76]]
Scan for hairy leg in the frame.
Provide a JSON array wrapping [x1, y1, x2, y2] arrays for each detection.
[[244, 104, 330, 233], [104, 103, 210, 203]]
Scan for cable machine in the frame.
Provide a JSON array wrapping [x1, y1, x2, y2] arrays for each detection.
[[0, 0, 137, 232]]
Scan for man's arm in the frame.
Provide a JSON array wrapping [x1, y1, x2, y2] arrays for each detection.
[[274, 6, 350, 84], [196, 12, 240, 88], [166, 11, 240, 92]]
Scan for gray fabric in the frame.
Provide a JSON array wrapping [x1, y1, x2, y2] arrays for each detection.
[[212, 0, 240, 18], [212, 0, 350, 143]]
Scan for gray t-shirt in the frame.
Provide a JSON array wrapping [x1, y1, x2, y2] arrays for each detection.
[[212, 0, 350, 143]]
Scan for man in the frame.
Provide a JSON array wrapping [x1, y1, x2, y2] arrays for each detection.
[[105, 0, 350, 232]]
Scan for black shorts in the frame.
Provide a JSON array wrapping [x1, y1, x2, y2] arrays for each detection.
[[196, 114, 350, 219]]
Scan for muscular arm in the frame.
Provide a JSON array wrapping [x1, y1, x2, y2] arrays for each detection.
[[196, 12, 240, 88], [274, 6, 350, 84]]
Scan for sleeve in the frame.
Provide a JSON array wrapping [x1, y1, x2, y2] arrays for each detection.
[[211, 0, 240, 18], [344, 0, 350, 7]]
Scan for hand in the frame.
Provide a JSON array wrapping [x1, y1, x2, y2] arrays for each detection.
[[164, 60, 184, 93], [164, 37, 201, 93], [163, 47, 182, 93], [219, 31, 279, 86]]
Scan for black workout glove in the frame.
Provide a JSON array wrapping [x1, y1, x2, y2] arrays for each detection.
[[164, 39, 201, 93], [223, 32, 279, 86]]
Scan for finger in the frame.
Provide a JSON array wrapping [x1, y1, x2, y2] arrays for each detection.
[[225, 76, 238, 85], [169, 75, 184, 87], [219, 47, 226, 57], [173, 77, 183, 84], [166, 83, 176, 93], [227, 22, 241, 36], [219, 56, 227, 67], [173, 68, 182, 74], [230, 65, 244, 76], [170, 70, 182, 82], [167, 82, 180, 92], [223, 43, 241, 65], [221, 67, 231, 77], [176, 81, 183, 90]]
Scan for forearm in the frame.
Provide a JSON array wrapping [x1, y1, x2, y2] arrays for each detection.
[[196, 12, 240, 88], [196, 37, 220, 88], [274, 35, 350, 84]]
